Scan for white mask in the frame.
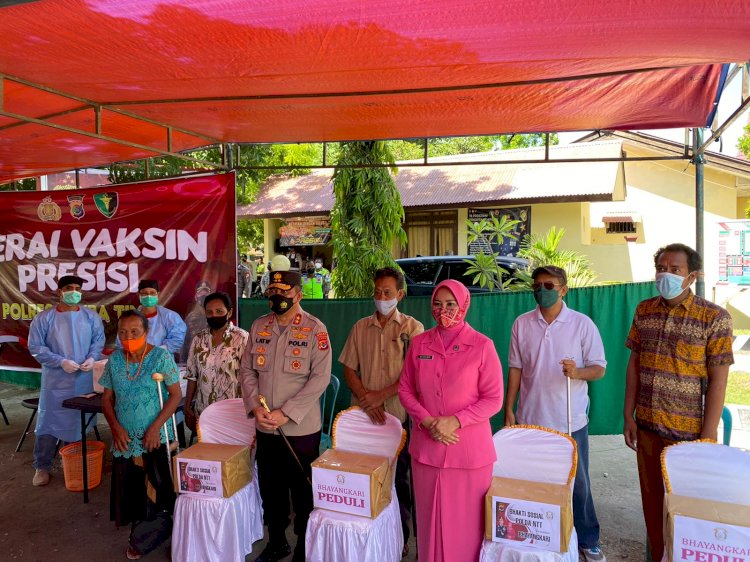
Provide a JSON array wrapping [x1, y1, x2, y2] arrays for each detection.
[[374, 298, 398, 317], [315, 262, 322, 270]]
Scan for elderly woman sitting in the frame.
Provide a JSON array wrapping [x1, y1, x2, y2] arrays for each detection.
[[100, 310, 181, 560]]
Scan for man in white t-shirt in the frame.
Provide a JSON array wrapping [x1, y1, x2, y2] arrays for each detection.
[[505, 266, 607, 562]]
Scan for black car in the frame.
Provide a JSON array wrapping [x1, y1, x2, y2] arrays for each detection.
[[396, 255, 529, 296]]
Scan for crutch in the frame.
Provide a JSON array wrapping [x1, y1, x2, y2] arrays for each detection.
[[152, 373, 179, 467]]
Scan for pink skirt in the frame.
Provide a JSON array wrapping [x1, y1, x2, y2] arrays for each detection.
[[412, 460, 493, 562]]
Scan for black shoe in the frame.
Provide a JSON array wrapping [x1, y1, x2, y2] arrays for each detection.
[[291, 542, 305, 562], [255, 541, 292, 562]]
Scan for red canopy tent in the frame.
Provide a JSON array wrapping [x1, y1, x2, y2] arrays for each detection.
[[1, 0, 750, 183]]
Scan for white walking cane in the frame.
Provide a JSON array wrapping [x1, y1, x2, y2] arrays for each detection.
[[152, 373, 179, 467], [566, 376, 572, 436], [563, 357, 573, 436]]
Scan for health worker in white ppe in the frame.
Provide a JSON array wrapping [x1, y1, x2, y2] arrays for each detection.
[[119, 279, 186, 356], [28, 274, 105, 487]]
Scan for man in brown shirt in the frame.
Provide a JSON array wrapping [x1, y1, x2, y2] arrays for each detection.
[[339, 267, 424, 553], [624, 243, 733, 562], [240, 268, 331, 562]]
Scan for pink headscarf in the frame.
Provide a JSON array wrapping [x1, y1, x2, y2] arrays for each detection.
[[431, 279, 471, 330]]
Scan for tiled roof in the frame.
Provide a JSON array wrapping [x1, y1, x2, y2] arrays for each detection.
[[237, 140, 624, 218]]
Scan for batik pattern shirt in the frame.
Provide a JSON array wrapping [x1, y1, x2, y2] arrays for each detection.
[[184, 323, 249, 415], [626, 293, 733, 441]]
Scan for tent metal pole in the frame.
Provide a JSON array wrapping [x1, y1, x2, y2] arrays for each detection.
[[693, 127, 705, 298]]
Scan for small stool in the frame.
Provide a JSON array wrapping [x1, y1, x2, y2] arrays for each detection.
[[0, 400, 8, 425], [16, 398, 39, 452], [15, 397, 101, 452]]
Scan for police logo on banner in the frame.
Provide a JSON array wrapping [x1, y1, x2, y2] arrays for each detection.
[[37, 196, 61, 222], [67, 195, 85, 220], [94, 192, 118, 218]]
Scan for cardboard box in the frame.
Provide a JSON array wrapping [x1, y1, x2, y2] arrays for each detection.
[[311, 448, 392, 518], [664, 493, 750, 562], [485, 476, 573, 553], [174, 443, 251, 498]]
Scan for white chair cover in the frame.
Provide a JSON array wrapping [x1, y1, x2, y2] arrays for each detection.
[[305, 494, 403, 562], [662, 441, 750, 503], [171, 399, 263, 562], [305, 407, 406, 562], [480, 426, 579, 562], [332, 407, 405, 462], [197, 398, 256, 447], [660, 441, 750, 562], [172, 482, 261, 562]]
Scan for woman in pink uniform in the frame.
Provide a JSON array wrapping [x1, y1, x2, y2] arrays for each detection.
[[398, 279, 503, 561]]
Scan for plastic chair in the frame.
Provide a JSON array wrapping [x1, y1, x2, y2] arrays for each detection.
[[172, 399, 263, 562], [721, 406, 732, 446], [319, 374, 340, 451], [660, 441, 750, 562], [305, 406, 406, 562], [480, 426, 580, 562]]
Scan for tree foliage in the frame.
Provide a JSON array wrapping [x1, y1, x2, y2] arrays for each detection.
[[379, 134, 559, 161], [330, 141, 407, 297], [515, 226, 597, 287], [0, 178, 36, 191], [739, 120, 750, 162], [106, 144, 322, 252]]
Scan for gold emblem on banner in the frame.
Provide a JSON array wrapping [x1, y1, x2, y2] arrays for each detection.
[[37, 196, 61, 222]]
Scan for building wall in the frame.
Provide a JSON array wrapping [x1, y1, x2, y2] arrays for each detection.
[[461, 151, 741, 292]]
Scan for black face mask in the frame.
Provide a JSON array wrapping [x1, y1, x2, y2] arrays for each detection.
[[269, 294, 295, 315], [306, 268, 315, 275], [207, 315, 229, 330]]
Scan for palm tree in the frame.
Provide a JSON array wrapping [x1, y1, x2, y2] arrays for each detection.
[[516, 227, 597, 287]]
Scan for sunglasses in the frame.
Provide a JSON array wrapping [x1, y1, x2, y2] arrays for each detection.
[[532, 281, 560, 290]]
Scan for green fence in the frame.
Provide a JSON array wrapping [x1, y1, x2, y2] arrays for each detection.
[[239, 282, 656, 435], [0, 282, 655, 434]]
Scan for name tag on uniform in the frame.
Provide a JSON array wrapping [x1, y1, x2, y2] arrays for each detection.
[[418, 355, 433, 360]]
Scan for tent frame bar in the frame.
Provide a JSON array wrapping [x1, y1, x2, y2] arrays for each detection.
[[0, 73, 224, 170], [103, 64, 687, 106]]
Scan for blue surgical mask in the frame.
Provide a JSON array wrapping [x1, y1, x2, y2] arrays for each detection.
[[533, 287, 559, 309], [62, 290, 82, 305], [655, 272, 687, 300]]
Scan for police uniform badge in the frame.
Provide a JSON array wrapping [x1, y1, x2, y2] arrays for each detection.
[[67, 195, 85, 220], [316, 332, 329, 351], [256, 355, 266, 367], [290, 359, 302, 370]]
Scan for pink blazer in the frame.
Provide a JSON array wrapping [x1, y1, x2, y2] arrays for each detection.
[[398, 323, 503, 469]]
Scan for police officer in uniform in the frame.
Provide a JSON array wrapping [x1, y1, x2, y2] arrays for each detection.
[[240, 266, 332, 562], [301, 260, 330, 299]]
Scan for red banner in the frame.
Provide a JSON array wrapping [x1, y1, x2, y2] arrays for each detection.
[[0, 173, 237, 369]]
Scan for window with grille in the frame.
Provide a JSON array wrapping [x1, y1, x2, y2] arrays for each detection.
[[605, 221, 636, 234]]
